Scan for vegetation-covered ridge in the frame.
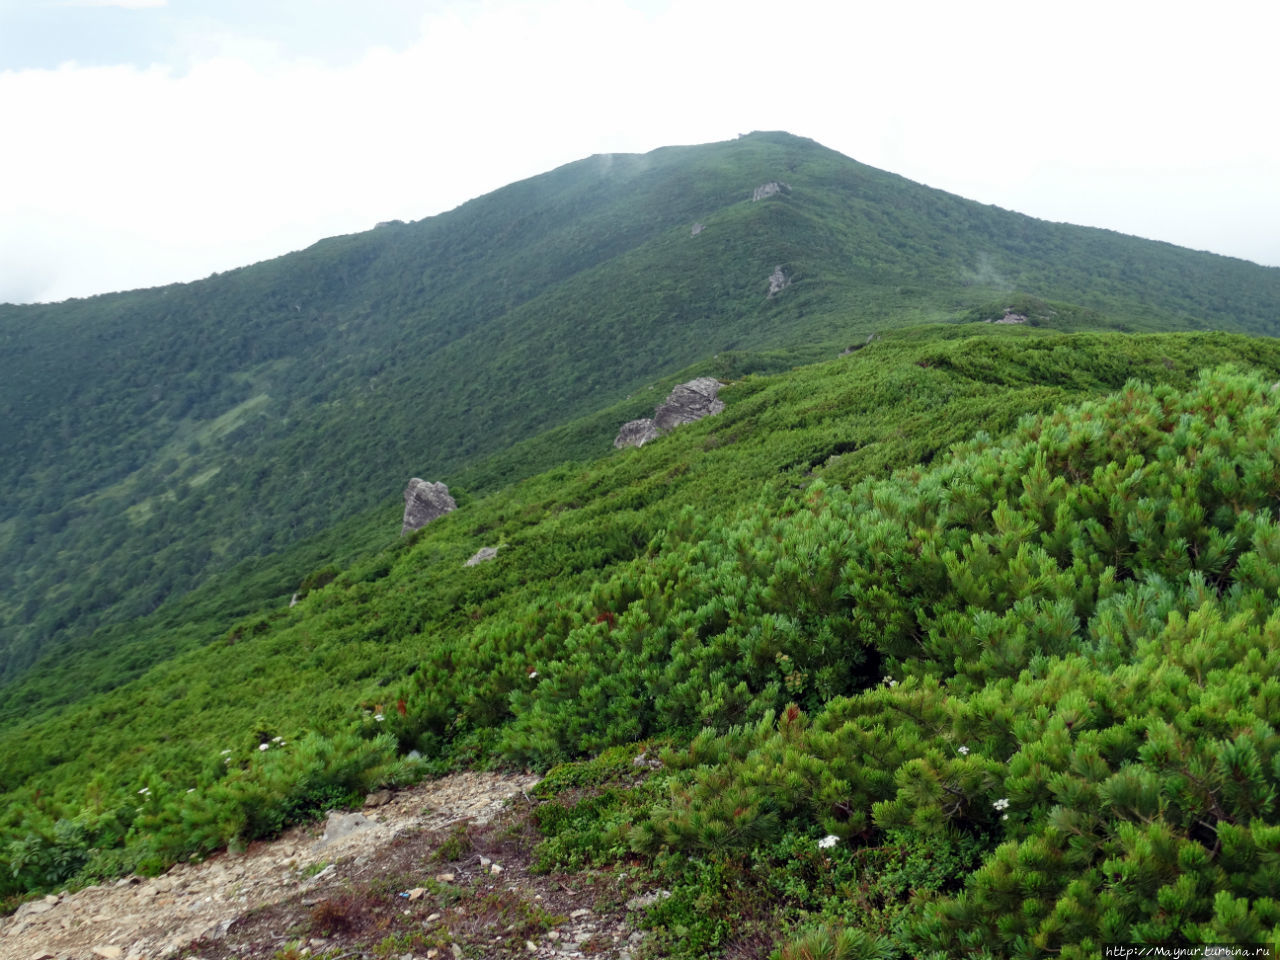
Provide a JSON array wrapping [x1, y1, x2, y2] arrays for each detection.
[[6, 129, 1280, 685], [5, 328, 1280, 957]]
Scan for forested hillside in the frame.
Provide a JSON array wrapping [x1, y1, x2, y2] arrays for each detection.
[[5, 326, 1280, 957], [5, 131, 1280, 686]]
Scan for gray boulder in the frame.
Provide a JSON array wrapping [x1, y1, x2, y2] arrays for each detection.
[[614, 378, 725, 448], [465, 546, 499, 567], [401, 478, 457, 535], [653, 377, 725, 432], [614, 418, 661, 449]]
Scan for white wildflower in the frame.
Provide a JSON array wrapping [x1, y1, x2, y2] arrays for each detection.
[[1001, 814, 1009, 821], [528, 670, 538, 678], [958, 745, 970, 756], [259, 743, 270, 751], [374, 714, 385, 722], [138, 787, 150, 795], [817, 834, 839, 849], [220, 749, 232, 755], [993, 797, 1010, 811]]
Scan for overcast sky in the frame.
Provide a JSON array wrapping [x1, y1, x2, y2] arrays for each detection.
[[2, 0, 1277, 305]]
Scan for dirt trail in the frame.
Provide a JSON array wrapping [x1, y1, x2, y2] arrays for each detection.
[[2, 771, 540, 960]]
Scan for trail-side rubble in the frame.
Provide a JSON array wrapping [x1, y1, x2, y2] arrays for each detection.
[[3, 771, 579, 960]]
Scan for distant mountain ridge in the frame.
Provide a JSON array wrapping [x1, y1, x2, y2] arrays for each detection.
[[3, 130, 1279, 683]]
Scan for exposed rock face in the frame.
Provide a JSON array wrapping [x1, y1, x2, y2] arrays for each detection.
[[465, 546, 499, 566], [401, 479, 457, 535], [653, 377, 725, 431], [690, 222, 705, 236], [767, 265, 790, 297], [752, 181, 789, 201], [613, 418, 661, 449], [615, 378, 724, 448]]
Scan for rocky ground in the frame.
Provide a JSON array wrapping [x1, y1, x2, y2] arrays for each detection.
[[1, 770, 665, 960]]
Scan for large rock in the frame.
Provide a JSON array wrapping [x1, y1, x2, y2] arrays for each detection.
[[401, 479, 457, 535], [653, 377, 725, 432], [613, 418, 660, 449], [614, 378, 724, 448]]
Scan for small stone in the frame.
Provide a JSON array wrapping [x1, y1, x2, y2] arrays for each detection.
[[29, 952, 56, 960], [434, 872, 455, 883], [489, 863, 503, 875], [625, 889, 672, 910], [526, 940, 537, 952], [364, 790, 392, 808], [407, 887, 426, 901], [92, 948, 124, 959], [425, 912, 441, 922], [570, 908, 592, 919]]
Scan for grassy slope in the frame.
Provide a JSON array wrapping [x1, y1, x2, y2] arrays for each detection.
[[5, 132, 1280, 685], [4, 327, 1280, 891]]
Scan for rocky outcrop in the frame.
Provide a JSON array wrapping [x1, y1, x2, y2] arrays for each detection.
[[401, 479, 457, 535], [653, 377, 725, 431], [752, 181, 789, 201], [615, 378, 724, 449], [767, 265, 790, 297], [691, 222, 705, 236], [465, 546, 499, 567], [613, 418, 661, 449]]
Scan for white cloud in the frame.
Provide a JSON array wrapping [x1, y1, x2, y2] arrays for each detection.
[[57, 0, 168, 7], [2, 0, 1279, 304]]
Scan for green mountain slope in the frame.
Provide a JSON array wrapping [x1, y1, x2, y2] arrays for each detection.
[[5, 325, 1280, 959], [3, 131, 1280, 688]]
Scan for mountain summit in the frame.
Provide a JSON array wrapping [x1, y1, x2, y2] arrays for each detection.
[[2, 131, 1279, 683]]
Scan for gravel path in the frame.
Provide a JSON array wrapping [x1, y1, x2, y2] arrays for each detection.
[[2, 771, 540, 960]]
